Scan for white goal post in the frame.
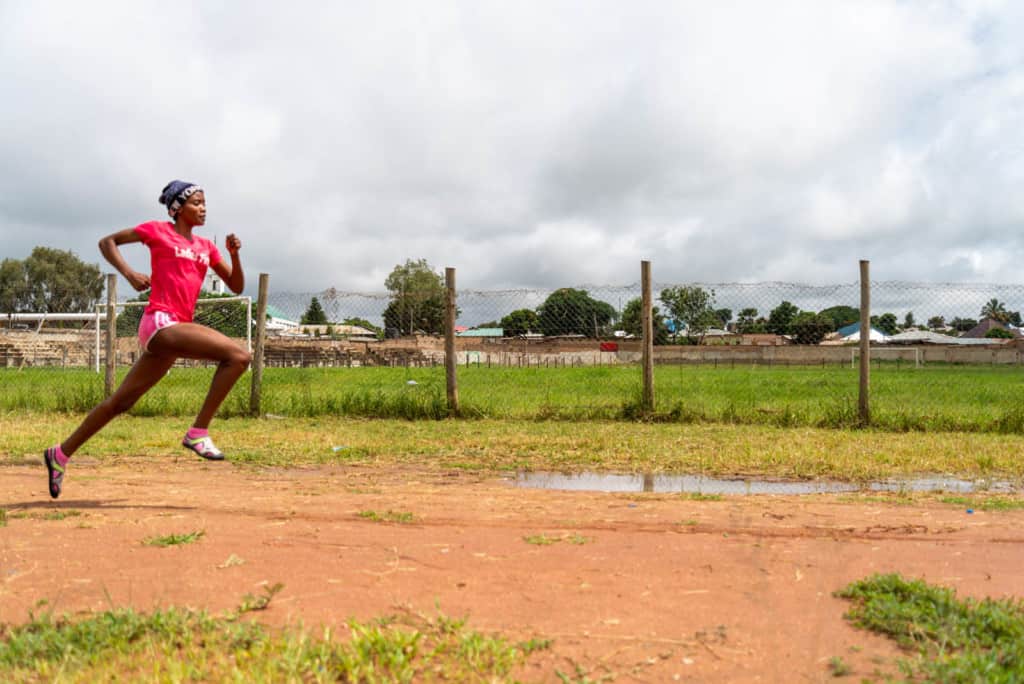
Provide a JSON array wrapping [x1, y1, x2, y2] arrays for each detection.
[[94, 296, 252, 372]]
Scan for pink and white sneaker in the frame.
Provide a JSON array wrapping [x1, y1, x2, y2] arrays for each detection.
[[182, 434, 225, 461]]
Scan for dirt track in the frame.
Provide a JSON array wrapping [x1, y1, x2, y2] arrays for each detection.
[[2, 458, 1022, 682]]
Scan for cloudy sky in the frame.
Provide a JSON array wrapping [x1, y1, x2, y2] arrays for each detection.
[[2, 0, 1023, 297]]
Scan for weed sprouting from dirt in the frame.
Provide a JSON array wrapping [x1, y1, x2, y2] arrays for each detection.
[[357, 510, 415, 523], [827, 655, 851, 677], [524, 533, 592, 546], [684, 492, 723, 501], [524, 534, 558, 546], [43, 509, 82, 521], [836, 573, 1024, 680], [142, 530, 205, 547], [234, 582, 284, 616]]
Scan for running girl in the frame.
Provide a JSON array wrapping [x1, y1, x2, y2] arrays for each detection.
[[44, 180, 252, 498]]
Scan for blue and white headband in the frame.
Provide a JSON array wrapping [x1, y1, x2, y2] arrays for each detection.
[[158, 180, 203, 217]]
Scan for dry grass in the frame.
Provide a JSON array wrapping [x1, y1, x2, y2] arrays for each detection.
[[5, 413, 1024, 482]]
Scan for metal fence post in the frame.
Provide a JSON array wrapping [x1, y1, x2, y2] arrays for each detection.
[[104, 274, 117, 397], [859, 260, 870, 425], [445, 267, 459, 415], [250, 273, 269, 417], [641, 260, 654, 415]]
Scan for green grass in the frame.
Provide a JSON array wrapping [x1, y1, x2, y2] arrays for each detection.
[[523, 533, 591, 546], [7, 413, 1024, 482], [357, 510, 415, 524], [142, 530, 205, 547], [826, 655, 851, 677], [523, 534, 558, 546], [5, 363, 1024, 433], [836, 573, 1024, 681], [0, 604, 550, 682], [939, 496, 1024, 511]]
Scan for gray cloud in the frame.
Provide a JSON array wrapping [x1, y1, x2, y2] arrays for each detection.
[[2, 1, 1024, 297]]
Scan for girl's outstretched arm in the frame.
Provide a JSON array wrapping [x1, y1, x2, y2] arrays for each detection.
[[211, 233, 244, 294], [98, 228, 150, 291]]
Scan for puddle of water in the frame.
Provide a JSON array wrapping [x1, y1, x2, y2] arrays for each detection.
[[511, 471, 1018, 496]]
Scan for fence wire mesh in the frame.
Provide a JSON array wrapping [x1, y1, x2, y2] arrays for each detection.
[[5, 276, 1024, 429]]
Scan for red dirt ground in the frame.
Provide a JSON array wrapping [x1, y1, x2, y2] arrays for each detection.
[[2, 458, 1022, 682]]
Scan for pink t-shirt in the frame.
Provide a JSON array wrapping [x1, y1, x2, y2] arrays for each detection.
[[133, 221, 222, 323]]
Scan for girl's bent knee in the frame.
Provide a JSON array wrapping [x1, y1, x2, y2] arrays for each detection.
[[224, 350, 251, 369]]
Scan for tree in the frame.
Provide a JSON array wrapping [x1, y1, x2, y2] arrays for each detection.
[[300, 296, 328, 325], [766, 301, 799, 336], [871, 313, 899, 336], [927, 315, 945, 329], [499, 308, 540, 337], [713, 308, 732, 329], [790, 312, 834, 345], [902, 311, 915, 329], [950, 317, 977, 332], [659, 286, 717, 344], [981, 299, 1009, 323], [736, 308, 766, 334], [537, 288, 616, 338], [1010, 312, 1023, 327], [985, 327, 1014, 339], [382, 259, 446, 335], [0, 258, 26, 314], [818, 305, 859, 330], [620, 297, 670, 344], [0, 247, 103, 314]]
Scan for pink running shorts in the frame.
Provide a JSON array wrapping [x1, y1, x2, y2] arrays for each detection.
[[138, 310, 179, 351]]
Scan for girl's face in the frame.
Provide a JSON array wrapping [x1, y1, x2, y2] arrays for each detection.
[[178, 191, 206, 227]]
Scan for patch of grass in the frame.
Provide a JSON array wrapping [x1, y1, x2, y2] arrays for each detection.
[[9, 363, 1024, 434], [6, 413, 1024, 482], [43, 509, 82, 521], [233, 582, 283, 616], [0, 603, 550, 682], [684, 492, 723, 501], [524, 534, 558, 546], [357, 510, 415, 524], [524, 533, 590, 546], [836, 493, 919, 506], [827, 655, 851, 677], [0, 509, 5, 527], [939, 496, 1024, 511], [142, 530, 205, 547], [836, 573, 1024, 680]]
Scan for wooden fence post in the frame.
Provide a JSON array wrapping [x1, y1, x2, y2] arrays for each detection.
[[445, 267, 459, 415], [249, 273, 269, 417], [859, 260, 870, 425], [641, 260, 655, 415]]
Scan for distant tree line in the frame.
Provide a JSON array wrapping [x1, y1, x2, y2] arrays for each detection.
[[0, 247, 103, 313]]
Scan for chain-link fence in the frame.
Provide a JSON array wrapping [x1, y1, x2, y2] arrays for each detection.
[[4, 270, 1024, 429]]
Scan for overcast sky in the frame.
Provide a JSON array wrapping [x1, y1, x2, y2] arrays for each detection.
[[2, 1, 1023, 296]]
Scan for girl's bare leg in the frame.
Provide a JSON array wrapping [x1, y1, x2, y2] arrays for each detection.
[[61, 351, 178, 456], [148, 323, 252, 428]]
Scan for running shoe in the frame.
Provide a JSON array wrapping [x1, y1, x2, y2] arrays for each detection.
[[43, 447, 64, 499], [182, 434, 225, 461]]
